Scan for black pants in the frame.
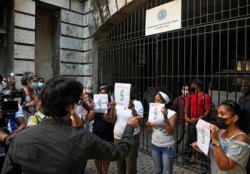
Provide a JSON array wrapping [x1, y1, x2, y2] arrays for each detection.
[[0, 156, 5, 173], [246, 157, 250, 174]]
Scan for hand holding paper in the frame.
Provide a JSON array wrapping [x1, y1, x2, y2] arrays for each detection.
[[114, 83, 131, 107], [196, 119, 211, 155], [148, 103, 165, 124], [93, 94, 108, 113]]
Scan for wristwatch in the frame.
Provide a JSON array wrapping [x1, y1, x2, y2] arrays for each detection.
[[212, 140, 221, 147]]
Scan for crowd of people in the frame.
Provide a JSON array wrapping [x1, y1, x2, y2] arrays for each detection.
[[0, 74, 142, 174], [0, 73, 250, 174], [145, 78, 250, 174]]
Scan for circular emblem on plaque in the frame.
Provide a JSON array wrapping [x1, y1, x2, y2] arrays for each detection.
[[158, 9, 167, 20]]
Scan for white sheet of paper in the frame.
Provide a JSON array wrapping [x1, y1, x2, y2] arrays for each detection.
[[196, 119, 210, 155], [93, 94, 108, 113], [114, 83, 131, 107], [148, 103, 165, 124]]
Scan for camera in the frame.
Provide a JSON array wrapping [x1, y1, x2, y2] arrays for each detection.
[[0, 91, 24, 129], [0, 88, 26, 113], [0, 95, 18, 113]]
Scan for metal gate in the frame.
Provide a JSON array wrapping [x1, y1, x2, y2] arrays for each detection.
[[97, 0, 250, 171]]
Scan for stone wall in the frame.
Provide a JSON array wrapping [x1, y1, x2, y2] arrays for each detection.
[[88, 0, 150, 39], [12, 0, 150, 89], [14, 0, 36, 87], [13, 0, 93, 88]]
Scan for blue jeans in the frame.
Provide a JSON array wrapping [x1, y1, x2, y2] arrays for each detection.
[[151, 143, 176, 174]]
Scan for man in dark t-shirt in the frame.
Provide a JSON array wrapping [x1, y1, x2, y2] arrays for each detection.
[[238, 79, 250, 133], [238, 79, 250, 173]]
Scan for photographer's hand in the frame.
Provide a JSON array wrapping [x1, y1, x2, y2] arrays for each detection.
[[4, 133, 16, 146], [25, 100, 38, 108], [9, 76, 16, 91], [0, 130, 8, 144]]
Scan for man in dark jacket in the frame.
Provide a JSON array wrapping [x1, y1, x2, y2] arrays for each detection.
[[1, 76, 141, 174], [238, 79, 250, 173]]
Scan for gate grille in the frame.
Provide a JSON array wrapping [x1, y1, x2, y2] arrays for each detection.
[[97, 0, 250, 171]]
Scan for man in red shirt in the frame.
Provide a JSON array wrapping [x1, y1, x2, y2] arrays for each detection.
[[183, 79, 211, 170]]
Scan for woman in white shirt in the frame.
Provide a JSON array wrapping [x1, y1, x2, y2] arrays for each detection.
[[110, 90, 144, 174], [146, 91, 177, 174]]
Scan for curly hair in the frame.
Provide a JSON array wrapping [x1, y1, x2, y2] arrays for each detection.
[[39, 76, 83, 117]]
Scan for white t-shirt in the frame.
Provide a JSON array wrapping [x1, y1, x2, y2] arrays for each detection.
[[151, 109, 176, 147], [113, 100, 144, 140]]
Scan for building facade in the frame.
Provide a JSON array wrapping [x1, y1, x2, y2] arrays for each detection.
[[0, 0, 151, 90], [1, 0, 250, 158]]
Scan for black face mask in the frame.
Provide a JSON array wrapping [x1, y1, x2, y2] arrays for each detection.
[[215, 117, 229, 129], [190, 87, 196, 93]]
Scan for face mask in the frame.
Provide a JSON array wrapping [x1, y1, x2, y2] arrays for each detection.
[[190, 87, 196, 93], [37, 82, 44, 88], [86, 89, 93, 94], [215, 117, 229, 129], [31, 82, 38, 89], [182, 90, 189, 96], [1, 81, 7, 89]]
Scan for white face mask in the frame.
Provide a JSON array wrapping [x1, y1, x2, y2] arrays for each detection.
[[0, 81, 7, 93], [85, 88, 93, 94], [1, 81, 7, 89], [181, 90, 189, 96]]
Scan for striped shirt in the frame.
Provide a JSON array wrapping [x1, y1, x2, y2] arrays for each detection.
[[172, 95, 185, 126]]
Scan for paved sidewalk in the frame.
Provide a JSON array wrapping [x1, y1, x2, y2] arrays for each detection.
[[85, 151, 200, 174]]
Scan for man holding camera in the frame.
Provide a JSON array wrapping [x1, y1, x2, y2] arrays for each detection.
[[1, 76, 142, 174], [0, 75, 16, 96], [0, 75, 26, 171]]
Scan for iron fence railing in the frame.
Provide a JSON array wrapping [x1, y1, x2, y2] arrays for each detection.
[[97, 0, 250, 172]]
